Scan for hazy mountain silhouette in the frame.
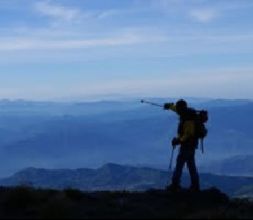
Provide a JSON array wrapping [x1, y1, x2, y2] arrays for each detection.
[[0, 98, 252, 177], [200, 155, 253, 176], [1, 163, 253, 198]]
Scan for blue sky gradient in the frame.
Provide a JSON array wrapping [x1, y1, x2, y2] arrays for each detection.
[[0, 0, 253, 100]]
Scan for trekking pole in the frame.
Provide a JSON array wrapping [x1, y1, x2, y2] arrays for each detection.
[[169, 146, 175, 171], [200, 139, 204, 154], [166, 146, 175, 188], [140, 99, 163, 108]]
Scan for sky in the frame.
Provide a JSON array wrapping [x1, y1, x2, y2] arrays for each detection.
[[0, 0, 253, 100]]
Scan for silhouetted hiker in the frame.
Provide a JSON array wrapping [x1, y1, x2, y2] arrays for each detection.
[[164, 99, 200, 192]]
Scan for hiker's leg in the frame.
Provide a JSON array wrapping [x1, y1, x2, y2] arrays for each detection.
[[186, 151, 200, 190], [171, 151, 186, 187]]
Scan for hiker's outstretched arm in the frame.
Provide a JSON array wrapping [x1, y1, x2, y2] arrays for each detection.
[[164, 103, 177, 112]]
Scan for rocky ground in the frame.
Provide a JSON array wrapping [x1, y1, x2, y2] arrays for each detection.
[[0, 186, 252, 219]]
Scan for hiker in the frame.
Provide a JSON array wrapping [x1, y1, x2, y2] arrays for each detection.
[[164, 99, 200, 192]]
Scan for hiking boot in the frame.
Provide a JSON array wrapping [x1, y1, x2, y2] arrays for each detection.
[[166, 184, 181, 192]]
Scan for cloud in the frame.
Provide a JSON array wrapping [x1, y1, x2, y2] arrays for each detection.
[[34, 0, 81, 22], [0, 32, 167, 51], [149, 0, 219, 23], [189, 8, 218, 23], [148, 0, 235, 23], [96, 9, 137, 20], [150, 0, 181, 8]]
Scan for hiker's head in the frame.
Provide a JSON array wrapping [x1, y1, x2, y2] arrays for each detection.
[[176, 99, 187, 115]]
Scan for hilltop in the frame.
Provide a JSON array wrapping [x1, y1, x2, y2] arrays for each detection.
[[0, 186, 252, 219]]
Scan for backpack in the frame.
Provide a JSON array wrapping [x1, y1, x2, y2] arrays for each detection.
[[195, 110, 208, 153]]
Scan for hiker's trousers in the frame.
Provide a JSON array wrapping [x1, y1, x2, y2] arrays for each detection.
[[172, 146, 199, 188]]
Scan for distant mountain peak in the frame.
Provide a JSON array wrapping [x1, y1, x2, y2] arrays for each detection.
[[100, 163, 128, 169], [98, 163, 131, 174]]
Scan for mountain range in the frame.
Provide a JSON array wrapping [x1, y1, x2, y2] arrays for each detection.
[[200, 155, 253, 176], [1, 163, 253, 198], [0, 98, 252, 178]]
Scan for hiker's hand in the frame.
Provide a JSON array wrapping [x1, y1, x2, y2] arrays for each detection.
[[164, 103, 174, 110], [172, 137, 180, 147]]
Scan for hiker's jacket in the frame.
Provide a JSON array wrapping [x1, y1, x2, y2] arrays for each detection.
[[168, 104, 197, 147]]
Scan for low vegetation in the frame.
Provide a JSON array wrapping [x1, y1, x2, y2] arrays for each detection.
[[0, 186, 252, 219]]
